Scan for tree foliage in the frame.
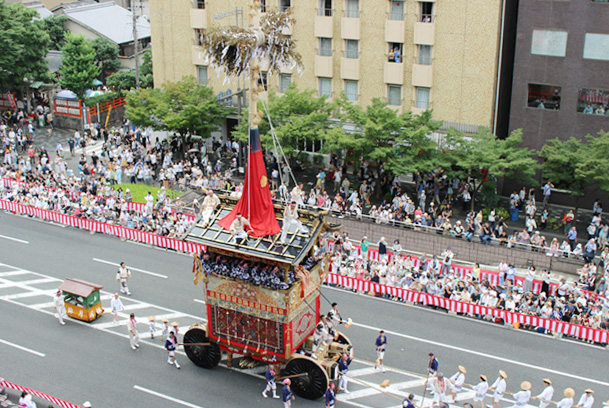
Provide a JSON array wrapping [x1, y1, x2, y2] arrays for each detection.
[[0, 2, 50, 91], [232, 85, 336, 156], [126, 76, 231, 138], [107, 70, 136, 93], [139, 49, 153, 88], [39, 15, 67, 51], [90, 37, 120, 81], [539, 137, 587, 197], [325, 95, 442, 176], [575, 131, 609, 196], [58, 32, 100, 100]]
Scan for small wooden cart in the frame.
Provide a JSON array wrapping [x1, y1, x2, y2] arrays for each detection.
[[58, 278, 104, 322]]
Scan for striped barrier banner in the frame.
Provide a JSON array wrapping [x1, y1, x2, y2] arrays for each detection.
[[0, 200, 204, 254], [324, 273, 609, 344], [0, 380, 82, 408]]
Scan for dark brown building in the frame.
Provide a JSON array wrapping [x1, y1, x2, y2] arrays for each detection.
[[508, 0, 609, 151]]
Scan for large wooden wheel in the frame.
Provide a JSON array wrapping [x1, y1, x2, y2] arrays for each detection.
[[282, 355, 329, 400], [183, 324, 222, 369], [335, 331, 353, 349]]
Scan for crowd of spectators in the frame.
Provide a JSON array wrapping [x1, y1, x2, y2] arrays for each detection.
[[325, 234, 609, 340]]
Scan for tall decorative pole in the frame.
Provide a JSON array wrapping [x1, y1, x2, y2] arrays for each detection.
[[201, 1, 302, 237]]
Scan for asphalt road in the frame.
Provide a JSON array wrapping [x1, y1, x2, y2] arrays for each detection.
[[0, 213, 607, 408]]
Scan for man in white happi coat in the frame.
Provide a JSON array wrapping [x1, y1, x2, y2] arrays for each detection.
[[110, 292, 124, 325], [511, 381, 532, 408], [575, 389, 595, 408], [230, 213, 250, 243], [428, 373, 453, 408], [450, 365, 466, 402], [290, 183, 304, 205], [489, 370, 508, 408], [534, 379, 555, 408], [53, 289, 67, 325], [280, 202, 308, 243], [201, 189, 220, 226], [472, 375, 489, 408], [556, 388, 575, 408]]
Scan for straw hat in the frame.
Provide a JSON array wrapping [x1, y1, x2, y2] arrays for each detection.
[[480, 375, 487, 382], [564, 388, 575, 398], [162, 318, 169, 323], [603, 401, 609, 406], [521, 381, 532, 391], [171, 321, 180, 327], [585, 389, 594, 394], [458, 365, 467, 373], [499, 370, 508, 378], [148, 315, 156, 321], [543, 378, 552, 385]]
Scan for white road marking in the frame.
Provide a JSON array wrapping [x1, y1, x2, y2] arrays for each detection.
[[0, 338, 45, 357], [133, 385, 206, 408], [0, 271, 29, 278], [193, 299, 206, 305], [92, 258, 168, 279], [351, 321, 609, 387], [0, 234, 29, 244], [1, 289, 56, 300]]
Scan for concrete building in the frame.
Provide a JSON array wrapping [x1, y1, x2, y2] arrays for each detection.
[[150, 0, 516, 137], [508, 0, 609, 151]]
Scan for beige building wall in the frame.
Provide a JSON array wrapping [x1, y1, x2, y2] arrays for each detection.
[[150, 0, 503, 130]]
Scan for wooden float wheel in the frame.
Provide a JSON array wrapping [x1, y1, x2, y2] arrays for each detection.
[[183, 325, 222, 369], [282, 355, 329, 400]]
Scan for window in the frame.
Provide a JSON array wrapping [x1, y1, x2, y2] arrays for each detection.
[[388, 42, 403, 63], [195, 29, 203, 46], [527, 83, 561, 110], [345, 80, 358, 102], [319, 37, 332, 56], [415, 87, 430, 109], [195, 0, 205, 9], [259, 0, 266, 12], [419, 2, 433, 22], [319, 0, 332, 16], [345, 0, 359, 18], [417, 44, 432, 65], [319, 78, 332, 97], [390, 0, 404, 20], [197, 66, 208, 85], [345, 39, 359, 58], [583, 33, 609, 61], [388, 85, 402, 106], [531, 30, 568, 57], [280, 0, 291, 12], [577, 88, 609, 116], [258, 71, 268, 91], [280, 74, 292, 93]]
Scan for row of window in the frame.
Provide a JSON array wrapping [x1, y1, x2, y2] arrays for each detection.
[[318, 38, 432, 65], [531, 30, 609, 61], [526, 83, 609, 116]]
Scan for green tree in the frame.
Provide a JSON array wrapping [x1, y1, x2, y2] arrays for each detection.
[[58, 33, 100, 100], [443, 128, 539, 210], [40, 15, 67, 50], [232, 85, 335, 156], [539, 137, 587, 197], [139, 49, 153, 88], [90, 37, 120, 81], [325, 95, 442, 176], [576, 131, 609, 196], [0, 2, 51, 91], [125, 87, 163, 128], [107, 70, 137, 93]]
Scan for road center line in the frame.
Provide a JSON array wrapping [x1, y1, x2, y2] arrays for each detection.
[[92, 258, 168, 279], [0, 234, 29, 244], [133, 385, 206, 408], [0, 338, 45, 357], [351, 321, 609, 387]]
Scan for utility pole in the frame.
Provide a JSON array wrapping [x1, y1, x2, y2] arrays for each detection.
[[132, 0, 140, 88]]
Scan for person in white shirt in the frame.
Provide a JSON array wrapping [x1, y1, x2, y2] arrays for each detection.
[[110, 292, 124, 325], [472, 375, 489, 408], [144, 192, 154, 215], [279, 202, 308, 243], [489, 370, 508, 408], [511, 381, 531, 408], [201, 189, 221, 226], [116, 262, 132, 295], [427, 373, 452, 408], [230, 213, 250, 243], [556, 388, 575, 408], [53, 289, 67, 325], [575, 389, 595, 408], [534, 379, 554, 408], [450, 365, 466, 402]]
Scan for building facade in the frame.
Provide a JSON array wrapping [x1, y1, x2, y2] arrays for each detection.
[[151, 0, 511, 134], [508, 0, 609, 151]]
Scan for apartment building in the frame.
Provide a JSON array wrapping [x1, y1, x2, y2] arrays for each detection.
[[150, 0, 514, 136]]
